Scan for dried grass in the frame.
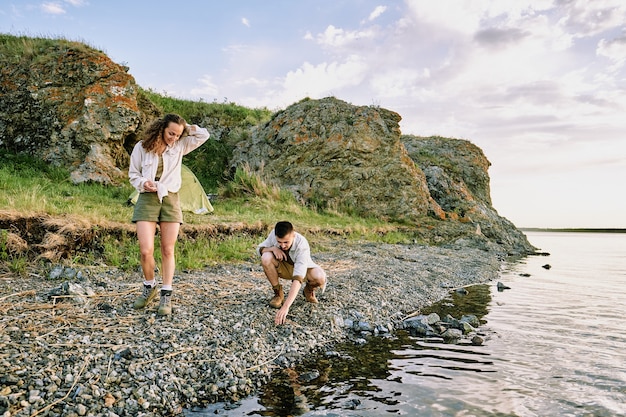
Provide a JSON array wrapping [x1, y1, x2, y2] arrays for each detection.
[[0, 210, 267, 265], [38, 232, 68, 249], [3, 232, 28, 254]]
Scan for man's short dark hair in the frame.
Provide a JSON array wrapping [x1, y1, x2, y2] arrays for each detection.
[[275, 221, 293, 238]]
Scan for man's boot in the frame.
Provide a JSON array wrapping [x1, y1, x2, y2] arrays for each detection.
[[269, 284, 284, 308], [303, 284, 318, 304]]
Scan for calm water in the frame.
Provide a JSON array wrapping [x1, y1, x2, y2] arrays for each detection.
[[188, 231, 626, 416]]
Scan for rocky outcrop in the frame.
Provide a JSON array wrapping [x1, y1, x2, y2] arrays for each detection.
[[402, 136, 492, 211], [0, 35, 159, 184], [231, 97, 441, 221], [403, 136, 535, 254], [230, 98, 534, 254]]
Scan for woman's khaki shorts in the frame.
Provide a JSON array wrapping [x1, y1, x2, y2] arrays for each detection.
[[132, 192, 182, 224]]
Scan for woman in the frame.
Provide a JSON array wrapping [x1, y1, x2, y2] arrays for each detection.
[[129, 113, 210, 315]]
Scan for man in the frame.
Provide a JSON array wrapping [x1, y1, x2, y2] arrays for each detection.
[[257, 221, 327, 325]]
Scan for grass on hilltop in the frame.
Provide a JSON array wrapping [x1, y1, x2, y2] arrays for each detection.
[[0, 33, 105, 66]]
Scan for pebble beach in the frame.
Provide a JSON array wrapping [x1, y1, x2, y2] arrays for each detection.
[[0, 242, 505, 416]]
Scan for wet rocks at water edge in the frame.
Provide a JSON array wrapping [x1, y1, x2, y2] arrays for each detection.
[[401, 312, 483, 344], [334, 302, 489, 348], [471, 335, 484, 346]]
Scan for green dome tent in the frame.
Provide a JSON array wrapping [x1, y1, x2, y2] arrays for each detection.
[[127, 165, 214, 215]]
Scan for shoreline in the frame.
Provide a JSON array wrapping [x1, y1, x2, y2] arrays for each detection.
[[0, 242, 506, 416]]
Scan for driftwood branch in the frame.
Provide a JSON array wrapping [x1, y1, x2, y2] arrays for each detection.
[[29, 356, 90, 417]]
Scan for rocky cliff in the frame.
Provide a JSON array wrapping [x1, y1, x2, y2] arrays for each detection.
[[0, 35, 159, 184], [232, 97, 534, 254], [403, 135, 534, 254], [231, 97, 440, 221]]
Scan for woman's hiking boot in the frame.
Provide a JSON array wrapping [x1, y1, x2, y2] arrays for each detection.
[[269, 284, 284, 308], [133, 284, 157, 309], [157, 290, 172, 316]]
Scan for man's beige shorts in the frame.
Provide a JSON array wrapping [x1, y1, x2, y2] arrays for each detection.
[[132, 192, 183, 224], [277, 260, 304, 283]]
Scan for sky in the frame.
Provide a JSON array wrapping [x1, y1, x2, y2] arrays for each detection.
[[2, 0, 625, 228]]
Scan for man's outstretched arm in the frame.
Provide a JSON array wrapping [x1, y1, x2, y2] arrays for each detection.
[[275, 278, 303, 325]]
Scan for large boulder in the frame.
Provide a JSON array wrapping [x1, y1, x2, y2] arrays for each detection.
[[402, 136, 535, 254], [402, 136, 492, 216], [231, 97, 441, 222], [0, 35, 159, 184]]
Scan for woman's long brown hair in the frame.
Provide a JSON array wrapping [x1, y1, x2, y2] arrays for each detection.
[[141, 113, 187, 153]]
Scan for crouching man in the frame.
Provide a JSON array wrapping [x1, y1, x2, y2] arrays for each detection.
[[257, 221, 327, 325]]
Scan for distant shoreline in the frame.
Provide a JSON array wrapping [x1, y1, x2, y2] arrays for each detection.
[[520, 228, 626, 233]]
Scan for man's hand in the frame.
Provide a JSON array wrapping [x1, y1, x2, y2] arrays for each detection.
[[268, 247, 287, 261], [275, 305, 289, 325], [274, 279, 302, 325]]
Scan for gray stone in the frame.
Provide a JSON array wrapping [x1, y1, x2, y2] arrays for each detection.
[[442, 328, 463, 343], [471, 335, 484, 346], [461, 322, 475, 334], [425, 312, 441, 325], [403, 315, 435, 336], [460, 314, 480, 327]]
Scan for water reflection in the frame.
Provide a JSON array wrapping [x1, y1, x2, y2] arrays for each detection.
[[187, 284, 497, 416], [421, 283, 492, 321]]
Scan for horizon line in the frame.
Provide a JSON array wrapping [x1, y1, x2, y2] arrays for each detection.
[[520, 227, 626, 233]]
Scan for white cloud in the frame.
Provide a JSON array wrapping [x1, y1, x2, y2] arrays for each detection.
[[368, 6, 387, 22], [370, 68, 431, 98], [557, 0, 626, 37], [404, 0, 501, 35], [242, 17, 250, 27], [315, 25, 377, 48], [597, 35, 626, 69], [388, 1, 624, 131], [41, 2, 66, 15], [234, 77, 268, 89], [64, 0, 87, 6], [278, 55, 368, 104], [190, 75, 219, 97]]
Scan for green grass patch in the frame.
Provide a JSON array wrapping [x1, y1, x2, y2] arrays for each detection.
[[0, 151, 427, 272], [0, 151, 135, 222], [0, 122, 432, 275], [0, 33, 103, 65]]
